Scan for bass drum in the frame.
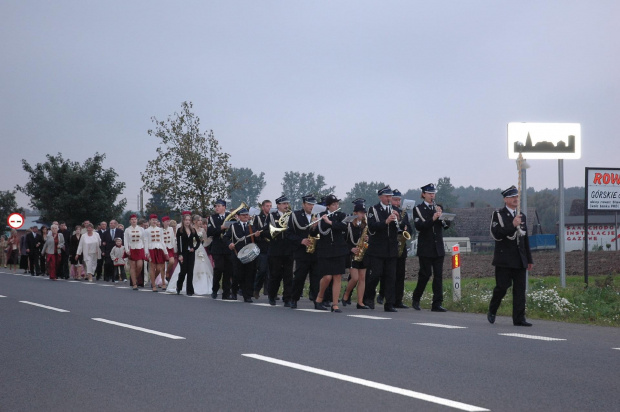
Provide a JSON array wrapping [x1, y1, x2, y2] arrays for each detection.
[[237, 243, 260, 264]]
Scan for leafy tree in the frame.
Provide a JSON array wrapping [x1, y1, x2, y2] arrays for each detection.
[[436, 177, 458, 212], [1, 191, 25, 231], [227, 167, 266, 208], [529, 190, 559, 235], [141, 101, 231, 216], [16, 153, 126, 227], [281, 172, 335, 211], [144, 190, 175, 218], [341, 181, 387, 213]]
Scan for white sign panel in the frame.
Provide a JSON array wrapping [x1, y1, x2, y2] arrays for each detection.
[[587, 168, 620, 210], [507, 123, 581, 159], [565, 224, 619, 251]]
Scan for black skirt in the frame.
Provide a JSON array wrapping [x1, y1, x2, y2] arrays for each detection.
[[350, 258, 367, 270], [319, 255, 347, 276]]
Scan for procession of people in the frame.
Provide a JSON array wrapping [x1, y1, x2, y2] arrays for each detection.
[[3, 184, 534, 325]]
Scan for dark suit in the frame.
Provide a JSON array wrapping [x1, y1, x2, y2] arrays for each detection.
[[395, 208, 414, 306], [412, 202, 450, 306], [103, 228, 124, 281], [266, 211, 294, 303], [208, 213, 234, 298], [176, 228, 200, 295], [223, 221, 258, 300], [287, 210, 320, 302], [95, 229, 106, 280], [26, 231, 43, 275], [489, 207, 533, 323], [59, 229, 71, 279], [363, 202, 399, 309], [252, 212, 270, 294]]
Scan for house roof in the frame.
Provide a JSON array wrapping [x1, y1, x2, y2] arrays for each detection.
[[451, 206, 539, 242]]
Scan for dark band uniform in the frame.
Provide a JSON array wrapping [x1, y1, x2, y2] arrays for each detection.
[[316, 204, 349, 276], [363, 186, 399, 311], [207, 200, 234, 299], [266, 196, 294, 305], [287, 194, 321, 304], [394, 201, 414, 307], [412, 188, 450, 309], [252, 209, 271, 296], [489, 186, 533, 325], [346, 216, 367, 270], [223, 210, 258, 302]]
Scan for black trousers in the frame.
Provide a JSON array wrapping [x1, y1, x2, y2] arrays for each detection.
[[60, 250, 70, 279], [395, 254, 407, 305], [268, 255, 294, 302], [489, 266, 527, 323], [177, 252, 195, 295], [363, 256, 396, 309], [412, 256, 444, 305], [103, 258, 114, 281], [233, 258, 257, 300], [28, 252, 41, 275], [253, 253, 269, 293], [114, 265, 126, 281], [212, 254, 233, 297], [95, 258, 103, 280], [292, 258, 320, 302]]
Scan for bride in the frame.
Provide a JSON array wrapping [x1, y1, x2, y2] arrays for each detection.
[[167, 214, 213, 294]]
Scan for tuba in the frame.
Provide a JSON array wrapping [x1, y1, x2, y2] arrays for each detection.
[[220, 202, 248, 238]]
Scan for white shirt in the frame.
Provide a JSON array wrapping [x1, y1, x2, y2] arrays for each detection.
[[124, 225, 145, 253], [144, 226, 166, 250]]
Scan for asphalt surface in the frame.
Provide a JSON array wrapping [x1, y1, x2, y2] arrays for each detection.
[[1, 269, 618, 412]]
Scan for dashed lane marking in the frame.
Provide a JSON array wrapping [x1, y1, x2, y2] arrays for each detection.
[[243, 354, 489, 411], [0, 295, 6, 298], [294, 309, 330, 313], [413, 323, 467, 329], [348, 315, 392, 320], [252, 303, 277, 307], [19, 301, 70, 313], [498, 333, 566, 341], [92, 318, 185, 339]]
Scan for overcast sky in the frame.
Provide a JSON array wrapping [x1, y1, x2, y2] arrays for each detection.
[[2, 1, 619, 211]]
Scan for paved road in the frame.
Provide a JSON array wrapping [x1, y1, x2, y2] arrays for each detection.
[[1, 270, 618, 412]]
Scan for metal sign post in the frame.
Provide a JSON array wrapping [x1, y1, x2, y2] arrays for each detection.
[[559, 159, 566, 287], [451, 244, 461, 302]]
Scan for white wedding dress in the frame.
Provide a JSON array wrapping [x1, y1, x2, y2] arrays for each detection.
[[166, 229, 213, 295]]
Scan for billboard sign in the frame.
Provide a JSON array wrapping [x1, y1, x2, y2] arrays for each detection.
[[586, 168, 620, 210]]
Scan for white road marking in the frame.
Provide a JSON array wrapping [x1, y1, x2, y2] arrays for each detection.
[[252, 303, 275, 307], [19, 301, 70, 313], [613, 348, 620, 351], [413, 323, 467, 329], [348, 315, 392, 320], [243, 354, 489, 411], [187, 295, 206, 298], [498, 333, 566, 341], [92, 318, 185, 339], [98, 284, 115, 287], [68, 280, 81, 283], [0, 295, 6, 298], [294, 309, 330, 313], [215, 299, 241, 302], [83, 282, 96, 285], [116, 286, 131, 289]]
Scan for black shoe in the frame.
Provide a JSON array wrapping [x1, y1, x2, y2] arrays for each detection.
[[356, 303, 371, 309], [411, 300, 421, 310], [395, 303, 409, 309], [253, 291, 260, 299], [269, 299, 276, 306], [384, 306, 398, 313], [275, 296, 281, 301], [487, 312, 496, 324], [514, 320, 533, 327], [176, 290, 180, 295], [331, 305, 342, 313], [187, 293, 193, 296], [341, 296, 348, 307], [244, 298, 253, 303], [283, 301, 291, 308], [314, 301, 328, 310], [211, 292, 217, 299], [376, 295, 384, 305], [291, 301, 297, 309], [231, 294, 238, 300], [431, 306, 448, 312]]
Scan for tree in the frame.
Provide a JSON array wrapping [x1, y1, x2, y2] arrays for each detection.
[[16, 153, 126, 227], [227, 167, 266, 208], [436, 177, 458, 212], [141, 101, 231, 216], [144, 190, 175, 218], [341, 181, 387, 213], [281, 172, 335, 211], [1, 191, 25, 231]]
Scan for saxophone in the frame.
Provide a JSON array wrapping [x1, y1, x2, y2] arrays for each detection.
[[306, 233, 320, 253], [397, 209, 411, 257], [353, 220, 368, 262]]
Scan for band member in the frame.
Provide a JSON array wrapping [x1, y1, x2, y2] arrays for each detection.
[[363, 185, 399, 312], [252, 200, 272, 299], [314, 194, 348, 312], [488, 185, 534, 326], [224, 208, 261, 303], [124, 214, 146, 290], [208, 199, 234, 299], [162, 216, 177, 282], [411, 183, 450, 312], [144, 214, 169, 292], [343, 200, 371, 309], [288, 194, 321, 309], [266, 195, 294, 306], [391, 189, 413, 308], [176, 211, 200, 296]]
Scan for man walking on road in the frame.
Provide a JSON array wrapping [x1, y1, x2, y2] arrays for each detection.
[[488, 185, 534, 326]]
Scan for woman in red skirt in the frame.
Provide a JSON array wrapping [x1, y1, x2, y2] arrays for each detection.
[[144, 214, 169, 292], [124, 214, 145, 290]]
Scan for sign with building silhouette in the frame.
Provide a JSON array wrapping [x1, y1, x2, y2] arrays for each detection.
[[507, 123, 581, 159]]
